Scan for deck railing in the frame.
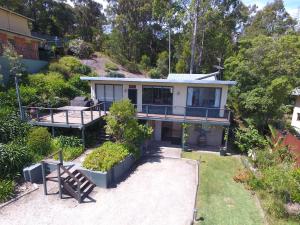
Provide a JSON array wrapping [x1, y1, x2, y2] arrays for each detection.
[[22, 103, 106, 125], [139, 104, 231, 121]]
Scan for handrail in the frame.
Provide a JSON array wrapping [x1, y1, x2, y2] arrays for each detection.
[[22, 102, 104, 112], [141, 104, 228, 110]]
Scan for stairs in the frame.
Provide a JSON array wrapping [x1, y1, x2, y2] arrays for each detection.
[[99, 129, 110, 143], [60, 168, 96, 203]]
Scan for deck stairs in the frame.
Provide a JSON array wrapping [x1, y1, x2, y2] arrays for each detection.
[[42, 150, 96, 203]]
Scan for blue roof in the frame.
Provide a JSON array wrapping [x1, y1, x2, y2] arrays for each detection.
[[80, 76, 237, 86]]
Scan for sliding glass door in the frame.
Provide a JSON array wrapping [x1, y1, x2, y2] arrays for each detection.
[[95, 84, 123, 109], [186, 87, 222, 117], [142, 86, 173, 114]]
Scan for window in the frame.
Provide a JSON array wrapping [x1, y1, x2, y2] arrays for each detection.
[[297, 113, 300, 121], [187, 87, 221, 108], [95, 84, 123, 102], [142, 86, 173, 105]]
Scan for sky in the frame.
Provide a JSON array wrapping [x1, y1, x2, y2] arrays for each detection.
[[243, 0, 300, 18], [68, 0, 300, 19]]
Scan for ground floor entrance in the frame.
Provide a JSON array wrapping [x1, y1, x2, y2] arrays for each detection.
[[147, 120, 226, 149]]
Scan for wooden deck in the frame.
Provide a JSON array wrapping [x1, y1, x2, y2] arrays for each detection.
[[23, 103, 230, 129], [26, 110, 104, 128]]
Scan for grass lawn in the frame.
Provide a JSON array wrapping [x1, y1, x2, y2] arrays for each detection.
[[182, 152, 265, 225]]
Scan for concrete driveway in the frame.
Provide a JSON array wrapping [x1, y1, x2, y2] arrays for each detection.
[[0, 146, 197, 225]]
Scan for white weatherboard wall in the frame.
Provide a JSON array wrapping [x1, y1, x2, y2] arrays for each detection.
[[292, 96, 300, 133], [90, 80, 230, 114]]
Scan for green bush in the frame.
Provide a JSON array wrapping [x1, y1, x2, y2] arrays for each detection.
[[52, 136, 84, 161], [105, 62, 118, 71], [148, 68, 160, 79], [83, 142, 129, 172], [29, 72, 80, 99], [156, 51, 169, 78], [0, 179, 15, 203], [0, 142, 32, 178], [106, 71, 125, 78], [234, 125, 267, 153], [68, 74, 90, 94], [104, 100, 153, 155], [0, 112, 31, 144], [139, 54, 151, 70], [27, 127, 52, 156], [49, 57, 91, 78], [48, 62, 69, 78], [68, 39, 94, 59], [124, 61, 140, 73]]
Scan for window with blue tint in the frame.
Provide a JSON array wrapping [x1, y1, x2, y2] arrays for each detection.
[[142, 86, 173, 105], [142, 86, 173, 114], [187, 87, 221, 108], [95, 84, 123, 109], [186, 87, 222, 117]]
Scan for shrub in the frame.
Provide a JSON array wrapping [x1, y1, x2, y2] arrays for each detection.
[[106, 71, 125, 78], [83, 142, 129, 172], [68, 39, 94, 59], [105, 62, 118, 71], [234, 125, 267, 153], [0, 179, 15, 203], [52, 136, 84, 161], [139, 54, 151, 70], [124, 61, 140, 73], [156, 51, 169, 78], [233, 169, 252, 183], [49, 56, 91, 78], [48, 62, 69, 77], [68, 74, 90, 94], [104, 100, 152, 155], [54, 136, 82, 148], [0, 142, 32, 178], [148, 68, 160, 79], [0, 112, 31, 144], [27, 127, 52, 156]]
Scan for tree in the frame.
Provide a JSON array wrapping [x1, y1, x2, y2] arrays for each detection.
[[72, 0, 105, 43], [244, 0, 296, 37], [156, 51, 169, 78], [104, 100, 152, 150], [224, 35, 300, 130], [2, 45, 27, 119]]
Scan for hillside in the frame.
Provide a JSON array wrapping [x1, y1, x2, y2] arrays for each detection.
[[81, 54, 147, 78]]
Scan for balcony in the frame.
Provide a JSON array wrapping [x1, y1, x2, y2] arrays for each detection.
[[137, 104, 231, 125], [22, 102, 231, 128]]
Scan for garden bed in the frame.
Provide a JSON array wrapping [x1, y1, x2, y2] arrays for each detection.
[[23, 154, 137, 188]]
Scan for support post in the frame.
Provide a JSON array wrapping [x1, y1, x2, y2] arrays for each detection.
[[81, 111, 84, 125], [59, 150, 63, 165], [205, 108, 208, 121], [50, 109, 54, 123], [225, 127, 229, 150], [41, 161, 47, 195], [90, 108, 93, 121], [81, 127, 86, 148], [52, 127, 55, 137], [57, 163, 62, 199], [36, 108, 40, 121], [65, 110, 69, 124]]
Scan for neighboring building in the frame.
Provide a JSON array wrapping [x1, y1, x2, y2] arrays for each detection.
[[81, 73, 236, 149], [291, 87, 300, 133], [0, 6, 43, 60]]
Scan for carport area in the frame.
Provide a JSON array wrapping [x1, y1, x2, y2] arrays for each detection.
[[0, 145, 198, 225]]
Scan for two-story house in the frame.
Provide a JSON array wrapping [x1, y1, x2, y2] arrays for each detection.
[[81, 73, 236, 149], [0, 6, 43, 60]]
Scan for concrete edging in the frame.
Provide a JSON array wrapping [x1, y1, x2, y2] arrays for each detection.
[[23, 154, 137, 188]]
